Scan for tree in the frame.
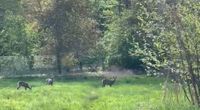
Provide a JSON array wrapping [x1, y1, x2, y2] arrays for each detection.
[[160, 1, 200, 106], [0, 10, 39, 70], [129, 0, 200, 106], [101, 0, 159, 70], [35, 0, 100, 73]]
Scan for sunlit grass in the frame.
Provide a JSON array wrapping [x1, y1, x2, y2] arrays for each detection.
[[0, 76, 199, 110]]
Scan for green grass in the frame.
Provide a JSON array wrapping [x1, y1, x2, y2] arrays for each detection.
[[0, 76, 199, 110]]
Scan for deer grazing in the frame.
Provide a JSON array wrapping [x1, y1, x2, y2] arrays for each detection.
[[17, 81, 32, 90], [102, 76, 117, 87], [46, 78, 54, 86]]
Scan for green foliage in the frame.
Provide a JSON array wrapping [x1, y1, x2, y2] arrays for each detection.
[[0, 0, 22, 13], [61, 53, 78, 70], [91, 0, 118, 32], [0, 11, 39, 56], [128, 0, 200, 106], [101, 0, 156, 69], [0, 11, 26, 55]]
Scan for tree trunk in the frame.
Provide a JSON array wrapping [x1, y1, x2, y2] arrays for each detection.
[[28, 55, 34, 70], [79, 61, 83, 71], [56, 49, 62, 74]]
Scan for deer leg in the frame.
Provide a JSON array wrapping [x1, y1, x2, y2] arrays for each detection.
[[17, 85, 21, 90]]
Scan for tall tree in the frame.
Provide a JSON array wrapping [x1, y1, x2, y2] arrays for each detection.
[[35, 0, 99, 73], [129, 0, 200, 106]]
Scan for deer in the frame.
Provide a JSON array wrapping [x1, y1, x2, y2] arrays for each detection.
[[102, 76, 117, 87], [17, 81, 32, 90], [46, 78, 54, 86]]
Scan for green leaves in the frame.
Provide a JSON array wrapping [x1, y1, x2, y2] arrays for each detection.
[[0, 11, 39, 56]]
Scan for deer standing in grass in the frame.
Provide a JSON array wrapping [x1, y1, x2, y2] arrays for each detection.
[[102, 76, 117, 87], [17, 81, 32, 90], [46, 78, 54, 86]]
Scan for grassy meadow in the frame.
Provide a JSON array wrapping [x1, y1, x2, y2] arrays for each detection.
[[0, 75, 199, 110]]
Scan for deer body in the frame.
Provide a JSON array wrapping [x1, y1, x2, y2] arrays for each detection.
[[17, 81, 32, 90], [102, 77, 117, 87], [46, 78, 54, 86]]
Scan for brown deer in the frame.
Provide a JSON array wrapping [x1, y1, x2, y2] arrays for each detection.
[[17, 81, 32, 90], [46, 78, 54, 86], [102, 76, 117, 87]]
